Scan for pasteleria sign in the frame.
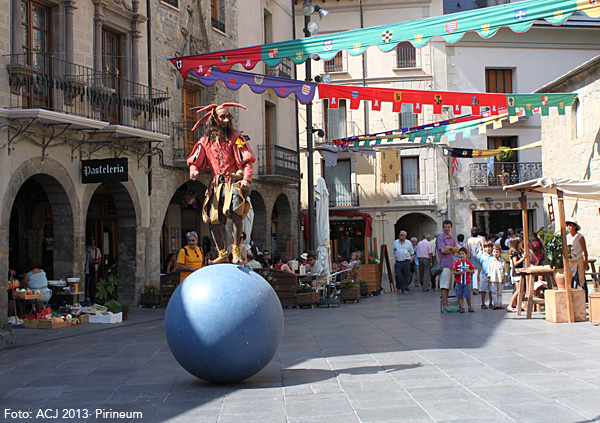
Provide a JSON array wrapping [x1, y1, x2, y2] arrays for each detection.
[[82, 158, 128, 184]]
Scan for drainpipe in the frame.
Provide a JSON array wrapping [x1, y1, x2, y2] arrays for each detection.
[[292, 0, 302, 255]]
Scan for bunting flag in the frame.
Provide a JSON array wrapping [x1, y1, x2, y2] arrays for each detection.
[[452, 157, 459, 175], [187, 67, 317, 104], [381, 150, 400, 183], [319, 84, 577, 117], [319, 84, 507, 115], [169, 0, 600, 78], [506, 93, 578, 116], [444, 140, 543, 158]]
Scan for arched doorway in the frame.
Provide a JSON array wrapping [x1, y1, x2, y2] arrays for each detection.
[[85, 182, 137, 303], [394, 213, 437, 241], [249, 191, 267, 253], [161, 181, 209, 268], [271, 194, 291, 255], [9, 175, 74, 280]]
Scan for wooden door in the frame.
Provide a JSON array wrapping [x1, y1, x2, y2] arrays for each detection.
[[183, 87, 197, 156]]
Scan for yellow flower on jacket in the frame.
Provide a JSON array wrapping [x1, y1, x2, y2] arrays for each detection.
[[235, 137, 246, 149]]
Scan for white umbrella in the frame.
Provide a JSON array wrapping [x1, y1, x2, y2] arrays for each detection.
[[242, 197, 254, 251], [315, 178, 331, 281]]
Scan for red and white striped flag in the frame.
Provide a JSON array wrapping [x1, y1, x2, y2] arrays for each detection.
[[452, 157, 459, 175]]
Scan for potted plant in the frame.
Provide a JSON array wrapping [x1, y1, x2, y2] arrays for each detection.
[[339, 279, 360, 302], [96, 274, 119, 303], [360, 250, 381, 293], [496, 146, 514, 162], [296, 284, 318, 307], [120, 303, 131, 321], [539, 225, 571, 290], [140, 284, 161, 307], [360, 280, 370, 297]]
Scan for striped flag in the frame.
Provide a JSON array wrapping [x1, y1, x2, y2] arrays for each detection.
[[452, 157, 459, 175]]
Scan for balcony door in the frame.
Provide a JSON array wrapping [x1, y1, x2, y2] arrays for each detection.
[[324, 160, 351, 207], [102, 28, 121, 124], [183, 87, 197, 156], [488, 136, 518, 162], [21, 0, 52, 108]]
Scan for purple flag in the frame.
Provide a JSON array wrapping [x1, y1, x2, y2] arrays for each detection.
[[188, 67, 317, 105]]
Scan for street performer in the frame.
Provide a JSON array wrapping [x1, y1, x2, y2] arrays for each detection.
[[187, 102, 255, 265]]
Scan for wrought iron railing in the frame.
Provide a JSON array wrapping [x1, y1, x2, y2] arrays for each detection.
[[265, 58, 293, 79], [327, 183, 360, 207], [7, 53, 170, 134], [171, 121, 201, 162], [257, 145, 300, 180], [470, 162, 542, 187]]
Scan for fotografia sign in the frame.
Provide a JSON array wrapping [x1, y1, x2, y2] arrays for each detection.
[[82, 158, 128, 184]]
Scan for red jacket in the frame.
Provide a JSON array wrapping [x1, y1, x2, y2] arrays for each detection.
[[187, 131, 255, 186]]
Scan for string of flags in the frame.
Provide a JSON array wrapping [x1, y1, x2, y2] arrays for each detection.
[[170, 0, 600, 77]]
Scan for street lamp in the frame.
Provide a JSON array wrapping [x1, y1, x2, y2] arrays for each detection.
[[302, 0, 328, 252]]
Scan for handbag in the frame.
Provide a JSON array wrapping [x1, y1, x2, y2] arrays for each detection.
[[431, 257, 442, 278]]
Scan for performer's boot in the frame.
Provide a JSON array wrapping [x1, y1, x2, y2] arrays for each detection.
[[231, 244, 243, 265], [210, 248, 229, 264]]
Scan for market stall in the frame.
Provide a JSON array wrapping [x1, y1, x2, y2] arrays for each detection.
[[504, 177, 600, 322]]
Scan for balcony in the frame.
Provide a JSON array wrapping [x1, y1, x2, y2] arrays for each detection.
[[6, 53, 170, 138], [327, 183, 360, 208], [256, 145, 300, 184], [470, 162, 543, 187], [265, 58, 293, 79], [171, 121, 201, 167]]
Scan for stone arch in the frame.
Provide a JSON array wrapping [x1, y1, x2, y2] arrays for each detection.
[[1, 159, 80, 310], [271, 194, 292, 255], [249, 191, 267, 253], [394, 213, 437, 241], [84, 182, 138, 304]]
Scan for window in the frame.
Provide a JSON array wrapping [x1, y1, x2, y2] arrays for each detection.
[[398, 103, 418, 128], [102, 28, 121, 123], [211, 0, 225, 32], [401, 157, 419, 195], [324, 51, 344, 73], [395, 42, 416, 68], [486, 69, 513, 93], [183, 87, 197, 155], [162, 0, 178, 8], [22, 0, 51, 66], [324, 160, 352, 207], [488, 136, 518, 162], [485, 0, 510, 6], [324, 99, 347, 141]]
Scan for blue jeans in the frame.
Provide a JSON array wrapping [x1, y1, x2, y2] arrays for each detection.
[[395, 261, 411, 291]]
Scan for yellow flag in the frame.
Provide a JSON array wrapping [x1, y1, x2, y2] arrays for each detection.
[[381, 150, 400, 183]]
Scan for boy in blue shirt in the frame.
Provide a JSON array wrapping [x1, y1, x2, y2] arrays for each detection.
[[477, 241, 494, 309], [453, 247, 475, 313]]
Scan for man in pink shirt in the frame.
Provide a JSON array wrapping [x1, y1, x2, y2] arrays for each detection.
[[187, 103, 255, 264]]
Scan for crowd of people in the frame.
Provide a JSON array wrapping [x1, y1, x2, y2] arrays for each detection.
[[393, 219, 589, 314]]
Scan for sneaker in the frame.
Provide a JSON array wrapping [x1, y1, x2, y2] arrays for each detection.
[[442, 308, 457, 313], [459, 307, 465, 313], [481, 304, 488, 309], [468, 307, 474, 313], [497, 305, 505, 309]]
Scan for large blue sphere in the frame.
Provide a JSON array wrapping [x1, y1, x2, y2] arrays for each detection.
[[165, 264, 284, 383]]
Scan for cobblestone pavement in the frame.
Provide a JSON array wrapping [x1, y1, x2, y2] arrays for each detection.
[[2, 286, 600, 423]]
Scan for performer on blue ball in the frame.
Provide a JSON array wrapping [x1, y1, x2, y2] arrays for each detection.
[[187, 103, 255, 264]]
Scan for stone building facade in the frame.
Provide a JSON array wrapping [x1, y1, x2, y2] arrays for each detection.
[[0, 0, 300, 317], [535, 56, 600, 258]]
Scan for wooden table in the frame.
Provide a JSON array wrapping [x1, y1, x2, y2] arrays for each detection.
[[516, 265, 555, 319], [51, 292, 85, 305]]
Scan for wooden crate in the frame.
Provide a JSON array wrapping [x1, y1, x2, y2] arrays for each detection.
[[589, 292, 600, 323], [360, 264, 381, 293], [38, 319, 67, 330], [544, 289, 587, 323], [296, 292, 318, 307]]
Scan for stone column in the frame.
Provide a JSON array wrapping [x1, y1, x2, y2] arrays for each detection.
[[92, 1, 104, 75], [63, 0, 76, 64], [11, 0, 22, 59], [130, 0, 141, 86]]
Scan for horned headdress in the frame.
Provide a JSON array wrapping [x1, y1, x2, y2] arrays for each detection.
[[190, 102, 248, 132]]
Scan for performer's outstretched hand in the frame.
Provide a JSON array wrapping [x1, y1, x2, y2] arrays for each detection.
[[190, 169, 200, 180], [238, 179, 250, 190]]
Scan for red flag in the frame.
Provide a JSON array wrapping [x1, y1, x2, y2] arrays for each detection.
[[452, 157, 459, 175]]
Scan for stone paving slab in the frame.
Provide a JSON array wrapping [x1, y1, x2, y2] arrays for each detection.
[[2, 286, 600, 422]]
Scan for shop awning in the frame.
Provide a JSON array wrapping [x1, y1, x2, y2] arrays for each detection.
[[169, 0, 600, 78], [503, 177, 600, 200]]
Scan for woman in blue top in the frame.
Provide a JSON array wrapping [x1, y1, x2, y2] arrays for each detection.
[[21, 259, 52, 303]]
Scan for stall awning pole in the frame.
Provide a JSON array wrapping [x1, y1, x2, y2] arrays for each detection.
[[520, 193, 531, 268], [557, 190, 575, 323]]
